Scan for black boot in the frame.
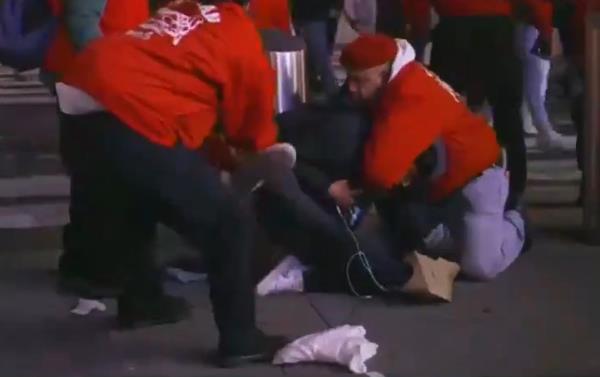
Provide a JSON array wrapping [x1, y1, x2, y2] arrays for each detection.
[[117, 293, 192, 330], [217, 329, 288, 368]]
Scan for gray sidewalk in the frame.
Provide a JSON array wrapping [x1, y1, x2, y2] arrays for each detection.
[[0, 169, 599, 377]]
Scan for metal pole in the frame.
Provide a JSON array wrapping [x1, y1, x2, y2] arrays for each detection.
[[583, 8, 600, 245], [260, 30, 307, 114]]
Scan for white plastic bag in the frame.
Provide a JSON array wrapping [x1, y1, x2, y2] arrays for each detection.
[[273, 325, 378, 374]]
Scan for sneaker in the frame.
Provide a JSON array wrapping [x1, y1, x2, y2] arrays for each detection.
[[117, 294, 192, 330], [218, 330, 288, 368], [256, 256, 305, 296], [536, 130, 571, 151]]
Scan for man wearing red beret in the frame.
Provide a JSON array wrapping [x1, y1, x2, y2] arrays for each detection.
[[403, 0, 555, 210], [339, 34, 530, 280]]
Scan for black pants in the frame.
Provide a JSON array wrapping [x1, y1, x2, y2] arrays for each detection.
[[59, 112, 156, 296], [430, 16, 526, 202], [64, 112, 259, 350], [253, 166, 412, 295]]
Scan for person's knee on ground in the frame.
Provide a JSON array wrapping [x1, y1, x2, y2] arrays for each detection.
[[456, 168, 526, 281]]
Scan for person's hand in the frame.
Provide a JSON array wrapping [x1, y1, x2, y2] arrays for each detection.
[[328, 180, 362, 208], [531, 35, 552, 60]]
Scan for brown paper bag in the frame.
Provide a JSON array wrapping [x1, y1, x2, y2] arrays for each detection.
[[401, 251, 460, 302]]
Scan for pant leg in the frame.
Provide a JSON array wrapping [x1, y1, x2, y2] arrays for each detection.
[[247, 157, 403, 295], [95, 115, 259, 351], [58, 112, 150, 295], [297, 20, 338, 97], [445, 167, 525, 280], [483, 18, 527, 202], [429, 17, 472, 95], [518, 24, 553, 133]]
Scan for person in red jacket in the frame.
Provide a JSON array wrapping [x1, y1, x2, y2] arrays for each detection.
[[57, 0, 286, 366], [403, 0, 554, 210], [339, 34, 530, 280]]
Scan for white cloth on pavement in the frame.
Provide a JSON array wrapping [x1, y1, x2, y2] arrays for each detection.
[[70, 298, 107, 316], [273, 325, 378, 374]]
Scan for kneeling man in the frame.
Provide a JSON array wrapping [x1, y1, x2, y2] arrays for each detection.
[[340, 34, 530, 281]]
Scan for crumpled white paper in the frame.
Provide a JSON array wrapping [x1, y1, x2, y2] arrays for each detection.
[[273, 325, 378, 374], [70, 298, 107, 316]]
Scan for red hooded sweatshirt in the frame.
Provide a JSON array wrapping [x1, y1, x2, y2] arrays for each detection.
[[363, 40, 500, 202], [403, 0, 554, 42], [62, 1, 277, 152], [44, 0, 149, 76]]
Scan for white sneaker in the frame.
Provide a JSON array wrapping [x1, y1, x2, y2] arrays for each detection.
[[536, 131, 571, 151], [256, 256, 306, 296]]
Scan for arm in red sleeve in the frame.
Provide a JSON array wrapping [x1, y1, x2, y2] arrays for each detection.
[[363, 95, 444, 190], [520, 0, 554, 42], [403, 0, 432, 40]]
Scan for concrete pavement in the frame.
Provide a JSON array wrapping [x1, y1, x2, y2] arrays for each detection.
[[0, 67, 599, 377]]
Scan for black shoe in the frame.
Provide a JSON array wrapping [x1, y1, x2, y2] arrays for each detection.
[[218, 332, 288, 368], [117, 294, 192, 330]]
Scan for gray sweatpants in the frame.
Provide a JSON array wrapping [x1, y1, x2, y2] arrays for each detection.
[[426, 167, 525, 280]]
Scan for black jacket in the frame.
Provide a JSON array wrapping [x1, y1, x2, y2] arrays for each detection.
[[277, 102, 371, 202]]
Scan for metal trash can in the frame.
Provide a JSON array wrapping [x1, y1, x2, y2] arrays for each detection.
[[583, 7, 600, 245], [260, 30, 307, 114]]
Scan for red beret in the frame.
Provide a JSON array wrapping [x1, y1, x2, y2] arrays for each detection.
[[340, 34, 398, 71]]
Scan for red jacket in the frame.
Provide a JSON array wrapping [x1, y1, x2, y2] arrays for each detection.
[[403, 0, 554, 42], [62, 1, 277, 152], [363, 44, 500, 201], [44, 0, 149, 76], [249, 0, 292, 33]]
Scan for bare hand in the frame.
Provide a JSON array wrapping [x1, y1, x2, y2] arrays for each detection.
[[328, 180, 362, 208]]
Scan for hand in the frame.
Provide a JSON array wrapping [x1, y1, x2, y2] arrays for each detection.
[[328, 180, 362, 208], [531, 35, 552, 60]]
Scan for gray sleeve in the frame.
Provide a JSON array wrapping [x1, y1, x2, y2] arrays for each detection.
[[65, 0, 108, 50]]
